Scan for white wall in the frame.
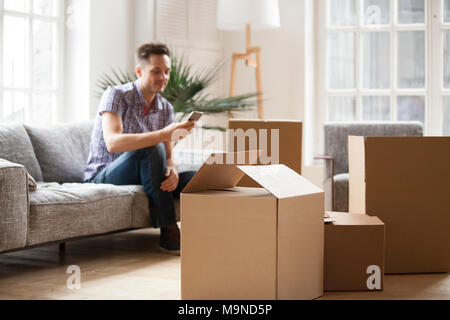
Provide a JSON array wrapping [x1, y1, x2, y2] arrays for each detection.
[[89, 0, 135, 119], [222, 0, 305, 121], [64, 0, 90, 122], [134, 0, 155, 48], [64, 0, 136, 121]]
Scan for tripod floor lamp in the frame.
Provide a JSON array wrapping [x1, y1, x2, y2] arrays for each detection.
[[217, 0, 280, 119]]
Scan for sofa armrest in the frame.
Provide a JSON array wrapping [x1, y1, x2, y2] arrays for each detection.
[[314, 155, 335, 181], [0, 159, 29, 252]]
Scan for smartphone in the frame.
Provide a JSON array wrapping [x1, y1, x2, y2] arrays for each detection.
[[187, 111, 204, 122]]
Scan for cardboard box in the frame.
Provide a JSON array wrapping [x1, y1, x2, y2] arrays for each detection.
[[324, 212, 385, 291], [181, 152, 324, 300], [228, 119, 302, 187], [348, 136, 450, 274]]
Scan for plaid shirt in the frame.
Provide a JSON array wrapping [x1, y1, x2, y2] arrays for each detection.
[[83, 80, 174, 182]]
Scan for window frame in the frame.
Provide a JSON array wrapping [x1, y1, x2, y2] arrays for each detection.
[[316, 0, 448, 144], [0, 0, 65, 124], [434, 0, 450, 135]]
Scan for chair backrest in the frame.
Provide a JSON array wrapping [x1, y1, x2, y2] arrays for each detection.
[[323, 122, 423, 180]]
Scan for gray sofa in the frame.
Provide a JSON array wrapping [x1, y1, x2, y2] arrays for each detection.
[[0, 121, 210, 254], [318, 122, 424, 212]]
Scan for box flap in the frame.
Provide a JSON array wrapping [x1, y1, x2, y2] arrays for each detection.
[[182, 150, 260, 193], [348, 136, 366, 214], [237, 165, 323, 199], [326, 212, 384, 226]]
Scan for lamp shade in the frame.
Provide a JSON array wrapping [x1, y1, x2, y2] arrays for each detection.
[[217, 0, 280, 31]]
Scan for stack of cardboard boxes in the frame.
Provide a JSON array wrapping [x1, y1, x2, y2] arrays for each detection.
[[179, 120, 450, 299]]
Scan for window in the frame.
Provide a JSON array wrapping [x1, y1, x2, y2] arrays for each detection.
[[440, 0, 450, 135], [318, 0, 450, 136], [0, 0, 63, 125]]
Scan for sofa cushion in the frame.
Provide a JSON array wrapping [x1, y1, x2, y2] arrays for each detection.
[[114, 185, 152, 228], [25, 122, 94, 183], [28, 182, 134, 246], [0, 123, 43, 181]]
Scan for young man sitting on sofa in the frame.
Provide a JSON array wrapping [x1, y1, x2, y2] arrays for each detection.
[[83, 43, 196, 255]]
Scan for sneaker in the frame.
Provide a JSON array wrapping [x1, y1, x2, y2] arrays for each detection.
[[159, 225, 180, 255]]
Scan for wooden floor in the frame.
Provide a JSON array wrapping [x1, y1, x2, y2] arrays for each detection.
[[0, 227, 449, 300]]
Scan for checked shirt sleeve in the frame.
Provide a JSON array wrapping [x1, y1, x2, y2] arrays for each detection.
[[98, 87, 124, 117]]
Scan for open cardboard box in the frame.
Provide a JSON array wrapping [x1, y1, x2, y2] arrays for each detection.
[[181, 151, 323, 300], [324, 212, 385, 291], [228, 119, 303, 187], [348, 136, 450, 274]]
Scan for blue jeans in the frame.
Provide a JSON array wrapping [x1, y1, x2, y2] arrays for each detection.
[[88, 143, 196, 229]]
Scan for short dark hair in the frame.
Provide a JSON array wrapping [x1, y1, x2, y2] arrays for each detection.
[[136, 43, 170, 66]]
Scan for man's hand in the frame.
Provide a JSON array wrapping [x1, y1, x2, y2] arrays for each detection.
[[161, 159, 179, 192], [161, 121, 195, 142]]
